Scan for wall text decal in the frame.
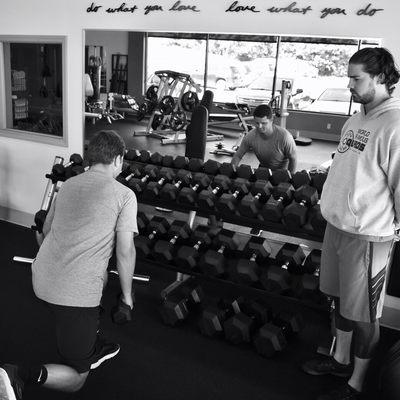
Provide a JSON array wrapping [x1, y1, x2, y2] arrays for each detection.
[[85, 2, 385, 18]]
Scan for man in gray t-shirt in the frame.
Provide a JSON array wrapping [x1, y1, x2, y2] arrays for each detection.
[[231, 104, 297, 174], [0, 130, 138, 398]]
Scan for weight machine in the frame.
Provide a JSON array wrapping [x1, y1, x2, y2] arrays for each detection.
[[134, 70, 224, 145]]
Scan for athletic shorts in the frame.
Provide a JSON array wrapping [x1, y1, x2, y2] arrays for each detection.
[[320, 224, 394, 323], [47, 302, 100, 373]]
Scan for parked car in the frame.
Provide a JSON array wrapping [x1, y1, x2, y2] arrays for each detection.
[[303, 88, 360, 114], [235, 74, 294, 108]]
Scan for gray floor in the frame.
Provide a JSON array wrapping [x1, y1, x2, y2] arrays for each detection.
[[85, 116, 338, 171]]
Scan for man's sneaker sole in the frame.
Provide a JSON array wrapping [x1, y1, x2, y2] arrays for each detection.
[[302, 365, 351, 377], [90, 346, 120, 370], [0, 368, 16, 400]]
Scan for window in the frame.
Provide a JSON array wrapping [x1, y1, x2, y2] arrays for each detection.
[[146, 33, 380, 116], [1, 37, 66, 144]]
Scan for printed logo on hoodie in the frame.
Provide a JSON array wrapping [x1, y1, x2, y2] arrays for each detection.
[[338, 129, 370, 153]]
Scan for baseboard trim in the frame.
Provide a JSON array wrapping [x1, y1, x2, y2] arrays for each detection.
[[0, 206, 33, 228]]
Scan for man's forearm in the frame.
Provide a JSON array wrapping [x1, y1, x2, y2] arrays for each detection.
[[231, 154, 241, 168], [288, 157, 297, 174], [116, 245, 136, 306]]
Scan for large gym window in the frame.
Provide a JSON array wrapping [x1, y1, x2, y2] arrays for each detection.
[[146, 33, 380, 116], [0, 37, 66, 144]]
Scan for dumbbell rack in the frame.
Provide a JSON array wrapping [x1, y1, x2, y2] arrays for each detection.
[[125, 156, 328, 313]]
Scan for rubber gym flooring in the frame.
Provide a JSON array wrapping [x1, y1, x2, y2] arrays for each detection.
[[1, 220, 399, 400]]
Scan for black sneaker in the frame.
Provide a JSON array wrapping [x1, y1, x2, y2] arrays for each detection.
[[317, 384, 362, 400], [302, 356, 352, 377], [0, 364, 24, 400], [90, 341, 120, 370]]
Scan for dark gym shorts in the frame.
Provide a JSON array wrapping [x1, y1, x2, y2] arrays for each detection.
[[46, 302, 100, 373]]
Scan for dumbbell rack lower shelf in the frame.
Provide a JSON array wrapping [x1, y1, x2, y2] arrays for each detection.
[[137, 253, 329, 313]]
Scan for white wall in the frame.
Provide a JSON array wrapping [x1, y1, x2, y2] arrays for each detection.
[[0, 0, 400, 219]]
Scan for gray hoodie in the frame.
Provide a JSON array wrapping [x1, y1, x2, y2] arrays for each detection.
[[320, 97, 400, 241]]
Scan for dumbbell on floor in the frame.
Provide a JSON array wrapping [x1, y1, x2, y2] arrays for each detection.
[[198, 297, 244, 338], [199, 229, 239, 277], [224, 300, 270, 344], [253, 311, 303, 358], [160, 279, 204, 326], [153, 220, 191, 264]]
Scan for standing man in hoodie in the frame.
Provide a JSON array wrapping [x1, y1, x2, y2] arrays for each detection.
[[302, 47, 400, 400]]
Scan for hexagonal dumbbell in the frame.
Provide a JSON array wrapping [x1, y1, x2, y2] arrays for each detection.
[[116, 165, 141, 186], [270, 169, 292, 186], [160, 279, 204, 326], [137, 149, 151, 164], [203, 159, 221, 176], [219, 162, 237, 178], [136, 211, 150, 235], [236, 164, 254, 181], [235, 237, 271, 286], [309, 203, 327, 236], [292, 170, 312, 189], [224, 300, 271, 344], [124, 148, 140, 161], [275, 243, 306, 275], [135, 216, 170, 258], [52, 153, 83, 179], [198, 297, 245, 338], [128, 164, 159, 194], [261, 182, 294, 222], [259, 243, 305, 293], [282, 185, 319, 229], [216, 178, 250, 214], [294, 249, 323, 303], [173, 155, 189, 170], [150, 151, 164, 166], [254, 167, 272, 182], [161, 154, 174, 168], [238, 180, 273, 218], [188, 157, 204, 172], [254, 311, 303, 358], [197, 175, 231, 210], [260, 263, 292, 295], [160, 169, 193, 201], [153, 220, 191, 264], [177, 173, 211, 206], [142, 167, 175, 200], [175, 225, 218, 271], [310, 170, 328, 195], [199, 229, 239, 277]]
